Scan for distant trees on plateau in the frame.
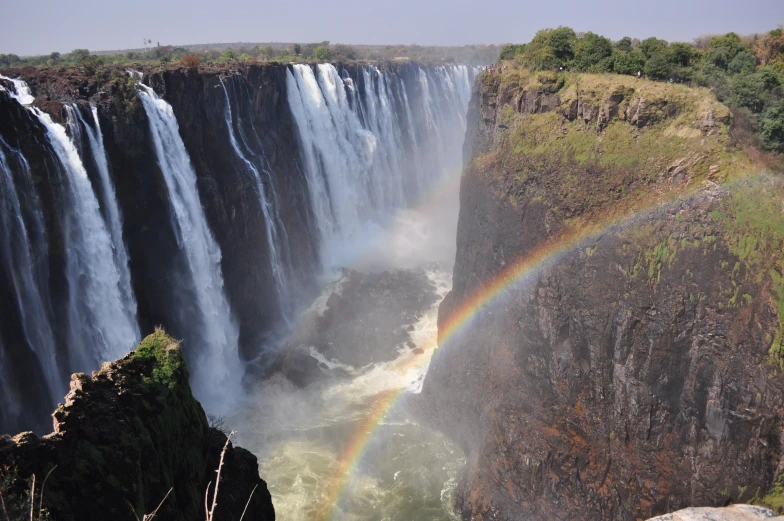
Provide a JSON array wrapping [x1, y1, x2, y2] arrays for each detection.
[[500, 26, 784, 152]]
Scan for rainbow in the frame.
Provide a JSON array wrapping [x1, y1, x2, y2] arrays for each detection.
[[317, 172, 768, 520]]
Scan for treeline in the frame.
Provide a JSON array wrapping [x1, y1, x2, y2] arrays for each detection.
[[0, 41, 499, 71], [500, 27, 784, 152]]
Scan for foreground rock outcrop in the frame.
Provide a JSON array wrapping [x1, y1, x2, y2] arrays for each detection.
[[0, 330, 274, 521], [422, 67, 784, 520]]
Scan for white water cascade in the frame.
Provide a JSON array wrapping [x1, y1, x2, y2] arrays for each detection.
[[66, 105, 138, 325], [138, 83, 241, 409], [286, 64, 477, 271], [0, 138, 60, 403], [2, 77, 141, 373]]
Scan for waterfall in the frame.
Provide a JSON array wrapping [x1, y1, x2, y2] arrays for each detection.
[[286, 64, 478, 270], [137, 83, 240, 409], [218, 77, 293, 320], [3, 77, 140, 373], [67, 106, 137, 323], [0, 139, 60, 404]]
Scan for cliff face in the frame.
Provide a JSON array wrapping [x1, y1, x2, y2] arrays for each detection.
[[422, 68, 784, 520], [0, 330, 274, 521]]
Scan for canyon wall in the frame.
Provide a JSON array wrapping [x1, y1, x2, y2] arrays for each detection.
[[422, 68, 784, 520]]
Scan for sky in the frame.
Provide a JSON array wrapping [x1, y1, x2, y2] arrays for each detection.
[[1, 0, 782, 56]]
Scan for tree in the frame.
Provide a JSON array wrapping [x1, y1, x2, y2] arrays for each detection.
[[638, 37, 667, 59], [49, 51, 61, 62], [521, 26, 576, 70], [728, 50, 757, 75], [256, 45, 275, 60], [573, 32, 613, 71], [615, 36, 633, 52], [614, 50, 646, 76], [220, 48, 237, 62], [644, 51, 671, 79], [313, 45, 332, 61], [180, 54, 200, 69], [70, 48, 90, 63], [499, 43, 518, 60], [331, 44, 357, 61], [666, 42, 693, 67], [759, 99, 784, 151], [292, 44, 302, 56], [731, 73, 768, 112]]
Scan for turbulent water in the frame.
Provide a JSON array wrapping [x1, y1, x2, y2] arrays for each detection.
[[138, 83, 242, 411], [231, 64, 476, 520], [232, 268, 465, 521]]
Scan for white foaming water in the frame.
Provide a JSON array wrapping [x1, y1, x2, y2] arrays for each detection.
[[231, 268, 464, 521], [138, 83, 241, 411], [218, 77, 292, 319], [0, 139, 60, 403], [14, 94, 141, 371], [286, 64, 478, 273], [68, 105, 138, 328]]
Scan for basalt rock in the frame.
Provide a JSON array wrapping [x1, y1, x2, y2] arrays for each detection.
[[422, 69, 784, 520], [0, 330, 274, 521]]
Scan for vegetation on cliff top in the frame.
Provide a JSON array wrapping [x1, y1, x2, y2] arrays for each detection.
[[0, 41, 499, 72], [499, 26, 784, 152]]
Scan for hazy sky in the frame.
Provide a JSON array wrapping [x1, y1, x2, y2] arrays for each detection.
[[2, 0, 782, 56]]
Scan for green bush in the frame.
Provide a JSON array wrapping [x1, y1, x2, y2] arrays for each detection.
[[732, 73, 768, 112], [760, 100, 784, 151]]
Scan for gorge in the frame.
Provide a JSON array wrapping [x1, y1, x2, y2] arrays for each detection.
[[2, 43, 784, 521]]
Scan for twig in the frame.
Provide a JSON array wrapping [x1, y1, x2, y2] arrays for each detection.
[[238, 484, 258, 521], [204, 481, 212, 521], [38, 465, 57, 520], [143, 487, 173, 521], [29, 474, 35, 521], [207, 431, 234, 521], [0, 488, 11, 521], [126, 500, 141, 521]]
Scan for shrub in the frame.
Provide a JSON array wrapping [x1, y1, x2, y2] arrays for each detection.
[[219, 48, 237, 63], [180, 54, 200, 69], [500, 43, 518, 60], [760, 100, 784, 151]]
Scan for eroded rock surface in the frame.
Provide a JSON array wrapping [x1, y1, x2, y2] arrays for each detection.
[[0, 330, 274, 521]]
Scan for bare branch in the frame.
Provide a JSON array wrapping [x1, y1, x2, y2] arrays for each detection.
[[126, 500, 141, 521], [29, 474, 35, 521], [207, 431, 235, 521], [38, 465, 57, 520], [238, 484, 258, 521], [143, 487, 173, 521], [0, 488, 11, 521], [204, 481, 212, 521]]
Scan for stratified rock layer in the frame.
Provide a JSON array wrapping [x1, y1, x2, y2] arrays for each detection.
[[422, 68, 784, 520], [0, 330, 274, 521]]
